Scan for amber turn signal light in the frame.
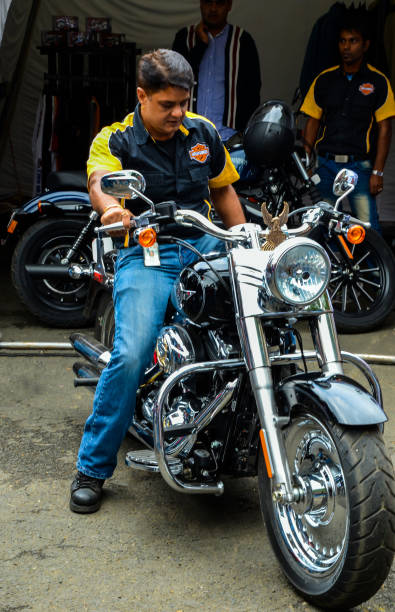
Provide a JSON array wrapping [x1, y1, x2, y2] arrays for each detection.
[[347, 225, 365, 244], [138, 228, 157, 248]]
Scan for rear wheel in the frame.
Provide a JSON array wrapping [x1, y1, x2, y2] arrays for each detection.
[[258, 405, 395, 609], [11, 218, 92, 327], [309, 226, 395, 332]]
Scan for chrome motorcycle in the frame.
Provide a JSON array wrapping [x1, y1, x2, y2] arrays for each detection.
[[71, 169, 394, 610]]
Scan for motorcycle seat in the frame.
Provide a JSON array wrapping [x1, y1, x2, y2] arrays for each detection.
[[45, 171, 88, 192]]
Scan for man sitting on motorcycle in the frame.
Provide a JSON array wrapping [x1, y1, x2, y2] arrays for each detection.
[[70, 49, 246, 513]]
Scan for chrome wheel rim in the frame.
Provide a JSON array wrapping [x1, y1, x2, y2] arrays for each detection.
[[273, 414, 349, 577]]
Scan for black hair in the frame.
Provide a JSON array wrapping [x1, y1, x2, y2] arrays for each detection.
[[137, 49, 194, 93], [339, 7, 371, 41]]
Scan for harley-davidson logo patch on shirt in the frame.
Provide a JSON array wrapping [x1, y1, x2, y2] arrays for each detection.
[[359, 82, 375, 96], [189, 143, 210, 163]]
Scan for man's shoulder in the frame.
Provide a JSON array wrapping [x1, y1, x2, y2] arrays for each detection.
[[100, 113, 134, 138], [365, 63, 391, 85], [184, 111, 218, 132], [174, 25, 195, 38], [315, 65, 341, 81]]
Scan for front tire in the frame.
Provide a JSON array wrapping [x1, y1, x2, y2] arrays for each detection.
[[258, 406, 395, 609]]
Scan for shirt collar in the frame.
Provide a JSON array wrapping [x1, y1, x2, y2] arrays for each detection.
[[133, 103, 197, 143], [341, 60, 369, 78], [133, 104, 152, 145], [208, 23, 229, 41]]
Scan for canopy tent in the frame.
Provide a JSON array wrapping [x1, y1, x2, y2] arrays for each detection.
[[2, 0, 393, 231]]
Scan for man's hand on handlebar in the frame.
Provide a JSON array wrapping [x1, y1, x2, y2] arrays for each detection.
[[100, 206, 134, 236]]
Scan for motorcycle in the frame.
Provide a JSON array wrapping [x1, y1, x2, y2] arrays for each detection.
[[70, 168, 394, 610], [4, 171, 97, 327], [231, 146, 395, 333]]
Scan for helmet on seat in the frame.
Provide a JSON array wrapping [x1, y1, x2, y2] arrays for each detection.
[[243, 101, 295, 167]]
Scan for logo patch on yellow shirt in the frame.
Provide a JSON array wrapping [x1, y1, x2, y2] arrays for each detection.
[[189, 143, 210, 163], [359, 83, 375, 96]]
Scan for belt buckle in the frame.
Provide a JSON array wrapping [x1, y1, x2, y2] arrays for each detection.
[[334, 154, 349, 163]]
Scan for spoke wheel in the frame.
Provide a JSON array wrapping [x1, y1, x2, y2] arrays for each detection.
[[309, 226, 395, 332], [258, 405, 395, 609]]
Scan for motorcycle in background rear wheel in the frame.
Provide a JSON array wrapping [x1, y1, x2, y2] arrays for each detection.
[[11, 218, 93, 327]]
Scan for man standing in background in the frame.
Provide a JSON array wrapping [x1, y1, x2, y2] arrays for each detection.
[[301, 10, 395, 232], [172, 0, 261, 146]]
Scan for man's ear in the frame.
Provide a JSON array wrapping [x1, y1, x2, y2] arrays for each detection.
[[364, 39, 370, 53], [137, 87, 148, 105]]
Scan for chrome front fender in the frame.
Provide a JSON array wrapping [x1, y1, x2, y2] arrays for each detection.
[[277, 372, 387, 426]]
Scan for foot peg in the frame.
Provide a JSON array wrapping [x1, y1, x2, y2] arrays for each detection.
[[125, 449, 183, 475]]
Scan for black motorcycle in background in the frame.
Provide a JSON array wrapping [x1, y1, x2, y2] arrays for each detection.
[[233, 100, 395, 333]]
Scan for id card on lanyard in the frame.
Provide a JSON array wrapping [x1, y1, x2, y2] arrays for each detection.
[[143, 243, 161, 266]]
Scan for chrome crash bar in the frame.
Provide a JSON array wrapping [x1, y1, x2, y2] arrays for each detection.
[[152, 351, 381, 495]]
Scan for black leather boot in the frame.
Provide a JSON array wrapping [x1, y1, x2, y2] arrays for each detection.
[[70, 471, 104, 514]]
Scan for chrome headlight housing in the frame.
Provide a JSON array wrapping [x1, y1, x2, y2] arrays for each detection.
[[265, 238, 331, 306]]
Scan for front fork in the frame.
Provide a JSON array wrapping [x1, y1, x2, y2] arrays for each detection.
[[237, 293, 343, 502]]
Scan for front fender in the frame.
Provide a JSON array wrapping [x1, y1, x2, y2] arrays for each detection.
[[277, 372, 387, 425]]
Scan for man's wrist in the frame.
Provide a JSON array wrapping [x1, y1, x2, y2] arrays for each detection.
[[372, 169, 384, 177], [102, 204, 123, 214]]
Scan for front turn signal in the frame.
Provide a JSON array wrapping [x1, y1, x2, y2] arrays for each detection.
[[347, 225, 366, 244], [138, 227, 157, 248]]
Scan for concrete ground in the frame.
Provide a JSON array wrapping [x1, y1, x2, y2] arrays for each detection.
[[0, 244, 394, 612]]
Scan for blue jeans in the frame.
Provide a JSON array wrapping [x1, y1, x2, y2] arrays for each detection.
[[316, 156, 380, 232], [77, 233, 223, 479]]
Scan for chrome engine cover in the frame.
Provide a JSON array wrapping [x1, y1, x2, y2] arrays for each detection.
[[155, 324, 196, 374]]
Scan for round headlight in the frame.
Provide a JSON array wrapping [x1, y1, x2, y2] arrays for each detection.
[[266, 238, 331, 305]]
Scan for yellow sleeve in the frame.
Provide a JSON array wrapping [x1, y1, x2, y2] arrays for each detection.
[[300, 78, 323, 120], [209, 147, 240, 189], [375, 76, 395, 122], [87, 126, 123, 180]]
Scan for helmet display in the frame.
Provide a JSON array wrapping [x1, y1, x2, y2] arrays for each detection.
[[243, 101, 295, 167]]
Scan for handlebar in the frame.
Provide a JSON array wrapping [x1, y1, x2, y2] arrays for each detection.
[[95, 206, 315, 244]]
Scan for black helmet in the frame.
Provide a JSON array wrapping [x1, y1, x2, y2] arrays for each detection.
[[243, 101, 295, 167]]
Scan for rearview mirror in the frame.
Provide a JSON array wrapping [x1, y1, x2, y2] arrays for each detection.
[[332, 169, 358, 197], [101, 170, 146, 199]]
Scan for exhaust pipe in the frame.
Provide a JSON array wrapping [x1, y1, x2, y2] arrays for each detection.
[[70, 333, 111, 367]]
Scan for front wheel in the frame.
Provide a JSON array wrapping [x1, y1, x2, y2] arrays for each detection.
[[258, 407, 395, 609]]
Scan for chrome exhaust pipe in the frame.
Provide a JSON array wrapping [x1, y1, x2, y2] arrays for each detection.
[[70, 332, 111, 367]]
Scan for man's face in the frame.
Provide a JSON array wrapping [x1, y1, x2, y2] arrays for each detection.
[[137, 86, 190, 140], [200, 0, 232, 31], [339, 29, 369, 67]]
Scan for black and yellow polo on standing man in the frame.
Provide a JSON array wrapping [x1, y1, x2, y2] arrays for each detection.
[[87, 104, 239, 234], [301, 62, 395, 158]]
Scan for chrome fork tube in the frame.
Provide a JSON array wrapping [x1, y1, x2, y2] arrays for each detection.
[[237, 316, 294, 499], [309, 292, 343, 376]]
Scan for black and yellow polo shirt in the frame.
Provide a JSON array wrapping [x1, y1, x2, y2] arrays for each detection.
[[87, 103, 239, 235], [301, 62, 395, 158]]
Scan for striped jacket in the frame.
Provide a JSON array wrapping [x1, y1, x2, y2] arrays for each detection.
[[172, 24, 261, 132]]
